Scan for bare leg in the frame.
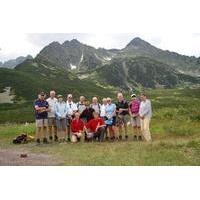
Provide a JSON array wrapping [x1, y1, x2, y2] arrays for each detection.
[[124, 123, 128, 136], [43, 127, 47, 138], [36, 127, 42, 139], [49, 126, 53, 137], [118, 126, 123, 137], [112, 126, 117, 138], [108, 126, 113, 138], [67, 126, 70, 139], [54, 126, 57, 136]]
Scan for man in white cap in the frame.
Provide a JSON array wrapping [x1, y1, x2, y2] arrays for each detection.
[[66, 94, 78, 142]]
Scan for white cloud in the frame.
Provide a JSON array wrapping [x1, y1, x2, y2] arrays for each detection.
[[1, 33, 200, 62], [1, 0, 200, 61], [0, 33, 40, 61]]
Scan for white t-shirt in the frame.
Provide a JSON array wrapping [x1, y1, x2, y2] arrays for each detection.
[[90, 103, 101, 114], [46, 97, 57, 118], [66, 100, 78, 116], [100, 104, 107, 117]]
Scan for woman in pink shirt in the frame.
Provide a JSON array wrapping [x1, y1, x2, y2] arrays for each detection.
[[129, 94, 142, 141]]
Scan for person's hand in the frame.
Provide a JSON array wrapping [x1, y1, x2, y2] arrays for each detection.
[[38, 107, 46, 113], [46, 108, 51, 112], [95, 123, 100, 132], [95, 126, 99, 132], [132, 114, 137, 118], [119, 108, 123, 113]]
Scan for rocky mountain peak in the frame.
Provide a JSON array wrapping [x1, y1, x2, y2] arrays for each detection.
[[125, 37, 151, 49]]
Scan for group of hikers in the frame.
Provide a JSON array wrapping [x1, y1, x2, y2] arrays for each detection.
[[34, 91, 152, 144]]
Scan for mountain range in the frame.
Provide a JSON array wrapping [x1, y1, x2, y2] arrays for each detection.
[[0, 55, 33, 69], [35, 37, 200, 75], [0, 37, 199, 101]]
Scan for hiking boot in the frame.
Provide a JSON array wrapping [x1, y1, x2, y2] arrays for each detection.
[[54, 135, 58, 142], [77, 137, 81, 142], [36, 138, 40, 144], [133, 135, 137, 141], [43, 137, 48, 144], [119, 135, 122, 140], [125, 135, 128, 140], [49, 136, 53, 141], [67, 137, 71, 142], [138, 135, 143, 141]]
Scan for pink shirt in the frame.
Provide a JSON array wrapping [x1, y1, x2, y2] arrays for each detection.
[[130, 100, 140, 115]]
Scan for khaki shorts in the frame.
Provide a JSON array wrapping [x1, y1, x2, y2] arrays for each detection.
[[56, 118, 66, 131], [48, 117, 56, 126], [36, 119, 48, 128], [131, 116, 141, 127], [116, 115, 129, 127]]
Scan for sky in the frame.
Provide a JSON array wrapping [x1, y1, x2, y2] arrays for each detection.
[[0, 33, 200, 62], [1, 0, 200, 62]]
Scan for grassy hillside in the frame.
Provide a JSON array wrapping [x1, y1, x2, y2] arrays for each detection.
[[0, 59, 115, 101], [123, 37, 200, 74], [0, 87, 200, 165], [88, 57, 200, 89]]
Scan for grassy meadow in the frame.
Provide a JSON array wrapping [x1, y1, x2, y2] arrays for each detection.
[[0, 87, 200, 165]]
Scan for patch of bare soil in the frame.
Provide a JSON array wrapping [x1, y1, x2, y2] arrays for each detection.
[[0, 148, 60, 166]]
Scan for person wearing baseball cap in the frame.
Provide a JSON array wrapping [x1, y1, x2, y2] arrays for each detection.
[[34, 91, 50, 144], [129, 94, 141, 141]]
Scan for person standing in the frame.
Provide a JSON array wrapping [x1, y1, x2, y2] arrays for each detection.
[[66, 94, 78, 142], [90, 96, 101, 114], [55, 95, 68, 143], [80, 101, 95, 123], [77, 96, 86, 114], [46, 90, 58, 141], [129, 94, 141, 141], [100, 98, 107, 120], [100, 98, 108, 140], [34, 92, 50, 144], [105, 97, 117, 141], [116, 92, 129, 140], [139, 93, 152, 142]]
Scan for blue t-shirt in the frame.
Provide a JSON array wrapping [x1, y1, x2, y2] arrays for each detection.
[[105, 103, 116, 116], [105, 103, 116, 125], [34, 99, 49, 119]]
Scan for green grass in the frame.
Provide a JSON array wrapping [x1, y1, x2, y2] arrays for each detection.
[[1, 123, 200, 165], [0, 87, 200, 165]]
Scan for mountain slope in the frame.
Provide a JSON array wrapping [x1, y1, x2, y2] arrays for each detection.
[[87, 56, 200, 89], [122, 37, 200, 74], [0, 58, 115, 101], [36, 39, 115, 72], [0, 55, 33, 69], [35, 37, 200, 75]]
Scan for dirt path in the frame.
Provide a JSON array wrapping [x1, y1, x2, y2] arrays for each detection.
[[0, 148, 60, 166]]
